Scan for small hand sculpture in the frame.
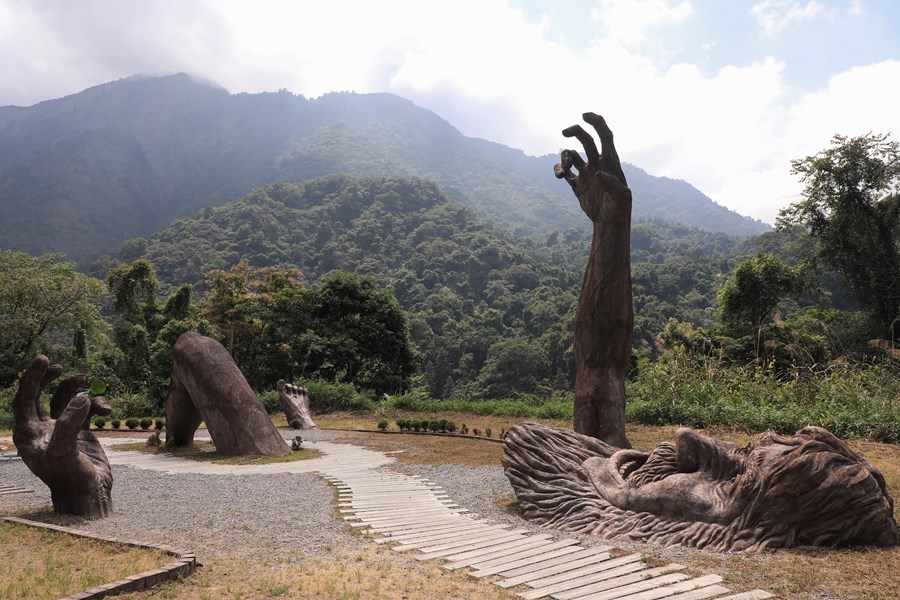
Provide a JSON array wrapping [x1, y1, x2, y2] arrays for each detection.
[[277, 379, 318, 430], [12, 355, 113, 518]]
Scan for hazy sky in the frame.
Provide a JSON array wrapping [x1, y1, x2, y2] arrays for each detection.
[[2, 0, 899, 224]]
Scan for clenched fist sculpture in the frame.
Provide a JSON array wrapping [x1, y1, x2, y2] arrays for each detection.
[[12, 355, 113, 518]]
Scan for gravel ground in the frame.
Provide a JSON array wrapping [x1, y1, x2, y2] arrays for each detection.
[[0, 429, 708, 566]]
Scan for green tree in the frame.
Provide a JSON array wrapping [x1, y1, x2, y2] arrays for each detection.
[[106, 259, 161, 386], [779, 133, 900, 336], [717, 254, 804, 360], [0, 251, 107, 385], [302, 271, 417, 395]]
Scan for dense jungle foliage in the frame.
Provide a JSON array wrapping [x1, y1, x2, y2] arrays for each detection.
[[1, 134, 897, 442]]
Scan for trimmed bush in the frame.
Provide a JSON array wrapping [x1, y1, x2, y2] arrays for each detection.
[[446, 421, 456, 433], [485, 428, 492, 438], [396, 419, 407, 431], [139, 417, 153, 430], [93, 417, 107, 429], [154, 418, 165, 430], [125, 418, 139, 430], [377, 419, 389, 431], [438, 419, 448, 432], [111, 419, 121, 429]]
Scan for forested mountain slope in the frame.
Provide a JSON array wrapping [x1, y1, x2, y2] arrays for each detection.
[[108, 174, 749, 398], [0, 74, 768, 264]]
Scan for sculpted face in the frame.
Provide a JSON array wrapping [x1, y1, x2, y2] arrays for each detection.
[[503, 423, 899, 551]]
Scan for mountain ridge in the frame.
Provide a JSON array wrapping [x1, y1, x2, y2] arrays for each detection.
[[0, 73, 769, 264]]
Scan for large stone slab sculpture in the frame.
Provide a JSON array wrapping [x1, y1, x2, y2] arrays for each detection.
[[277, 380, 317, 430], [165, 332, 290, 457], [503, 422, 899, 551], [12, 355, 113, 518], [554, 112, 633, 447]]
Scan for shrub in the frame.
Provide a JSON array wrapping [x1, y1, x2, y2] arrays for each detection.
[[289, 418, 303, 430], [258, 390, 280, 414], [146, 432, 160, 448], [485, 428, 492, 438], [139, 417, 153, 430], [377, 419, 389, 431], [461, 424, 468, 434], [303, 380, 375, 412], [111, 419, 121, 429], [111, 390, 153, 419], [438, 419, 448, 432], [472, 428, 481, 436], [412, 420, 422, 432], [396, 419, 407, 431], [125, 418, 139, 430], [429, 419, 441, 432], [93, 417, 107, 429], [154, 418, 165, 430], [446, 421, 456, 433]]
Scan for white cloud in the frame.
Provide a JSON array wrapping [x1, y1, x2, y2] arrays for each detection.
[[590, 0, 695, 45], [751, 0, 830, 36]]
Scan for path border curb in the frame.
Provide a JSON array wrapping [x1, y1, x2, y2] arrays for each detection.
[[2, 516, 197, 599]]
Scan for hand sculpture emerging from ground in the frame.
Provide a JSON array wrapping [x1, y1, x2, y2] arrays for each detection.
[[555, 113, 633, 448], [503, 422, 899, 551], [12, 355, 113, 518], [277, 380, 317, 430], [166, 332, 290, 457]]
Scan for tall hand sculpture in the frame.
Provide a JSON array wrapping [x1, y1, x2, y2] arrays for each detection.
[[12, 355, 113, 518], [554, 113, 633, 447]]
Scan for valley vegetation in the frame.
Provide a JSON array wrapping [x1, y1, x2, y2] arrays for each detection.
[[1, 134, 897, 443]]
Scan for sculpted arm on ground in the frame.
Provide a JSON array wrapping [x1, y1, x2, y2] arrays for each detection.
[[554, 113, 633, 447], [12, 355, 113, 518]]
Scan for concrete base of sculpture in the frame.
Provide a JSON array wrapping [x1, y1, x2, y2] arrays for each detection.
[[503, 422, 899, 551], [165, 332, 290, 457], [12, 355, 113, 518], [277, 380, 317, 430]]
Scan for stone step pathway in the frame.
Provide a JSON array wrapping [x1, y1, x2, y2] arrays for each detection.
[[330, 469, 776, 600], [99, 438, 775, 600]]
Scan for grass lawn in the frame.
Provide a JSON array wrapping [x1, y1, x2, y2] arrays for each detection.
[[0, 520, 170, 600]]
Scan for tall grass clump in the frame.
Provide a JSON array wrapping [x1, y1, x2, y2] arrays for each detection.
[[626, 354, 900, 442]]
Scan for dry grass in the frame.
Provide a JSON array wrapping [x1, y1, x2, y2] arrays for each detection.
[[109, 440, 322, 464], [112, 546, 516, 600], [0, 520, 170, 600]]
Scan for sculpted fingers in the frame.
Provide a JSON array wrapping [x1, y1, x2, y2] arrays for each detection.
[[48, 394, 91, 458], [582, 112, 613, 141], [562, 124, 600, 165], [49, 374, 87, 419], [12, 355, 50, 424]]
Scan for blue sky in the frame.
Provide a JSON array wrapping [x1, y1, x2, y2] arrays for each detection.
[[2, 0, 898, 224]]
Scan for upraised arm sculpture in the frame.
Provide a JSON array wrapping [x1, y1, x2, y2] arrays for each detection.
[[12, 355, 113, 518], [165, 332, 290, 457], [503, 422, 899, 551], [277, 380, 317, 430], [555, 113, 632, 447]]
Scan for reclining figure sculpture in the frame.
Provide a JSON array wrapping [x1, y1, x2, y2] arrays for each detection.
[[165, 332, 290, 457], [503, 422, 899, 551], [503, 113, 899, 551], [12, 355, 113, 518]]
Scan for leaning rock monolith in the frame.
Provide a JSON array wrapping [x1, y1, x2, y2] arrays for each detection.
[[165, 332, 290, 456]]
